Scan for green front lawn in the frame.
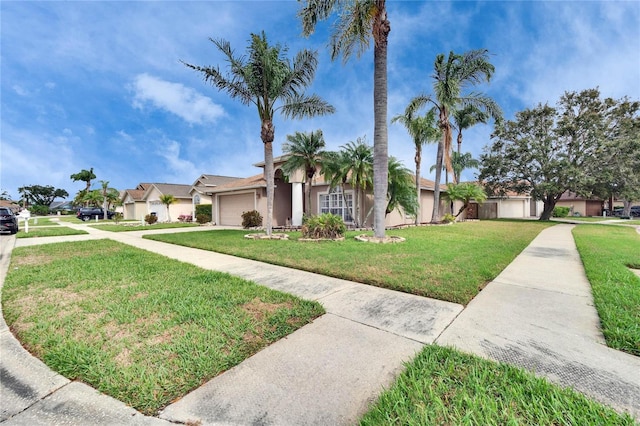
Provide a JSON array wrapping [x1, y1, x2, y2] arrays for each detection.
[[16, 226, 88, 238], [146, 220, 554, 305], [361, 345, 635, 425], [2, 240, 323, 415], [573, 225, 640, 356], [22, 217, 60, 226]]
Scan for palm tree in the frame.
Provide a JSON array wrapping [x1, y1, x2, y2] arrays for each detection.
[[70, 167, 96, 206], [342, 138, 373, 227], [391, 101, 440, 224], [81, 189, 103, 208], [444, 182, 487, 218], [183, 32, 334, 236], [281, 130, 327, 215], [451, 151, 480, 184], [159, 194, 176, 222], [410, 50, 502, 223], [452, 104, 488, 157], [299, 0, 391, 239], [386, 156, 418, 217], [99, 180, 117, 220], [322, 138, 373, 227], [321, 150, 352, 217]]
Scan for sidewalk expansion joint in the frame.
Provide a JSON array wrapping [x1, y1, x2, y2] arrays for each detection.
[[491, 279, 594, 299], [323, 312, 430, 345]]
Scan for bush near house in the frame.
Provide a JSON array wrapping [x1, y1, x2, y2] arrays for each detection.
[[195, 205, 212, 224], [301, 213, 346, 239], [242, 210, 263, 228], [144, 214, 158, 225], [552, 206, 570, 217], [178, 214, 193, 222]]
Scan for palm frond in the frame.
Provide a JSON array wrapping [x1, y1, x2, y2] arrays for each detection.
[[279, 94, 336, 119], [329, 0, 375, 61], [298, 0, 341, 36]]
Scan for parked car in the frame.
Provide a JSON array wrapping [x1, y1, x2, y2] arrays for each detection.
[[0, 207, 19, 234], [76, 207, 115, 221], [630, 206, 640, 217]]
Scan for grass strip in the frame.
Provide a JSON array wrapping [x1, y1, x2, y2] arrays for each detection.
[[92, 222, 200, 232], [22, 217, 60, 226], [2, 239, 324, 415], [146, 220, 553, 305], [360, 345, 636, 425], [16, 226, 88, 238], [572, 225, 640, 356]]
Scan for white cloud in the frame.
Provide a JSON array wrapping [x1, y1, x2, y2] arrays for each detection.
[[156, 138, 199, 183], [131, 73, 225, 124]]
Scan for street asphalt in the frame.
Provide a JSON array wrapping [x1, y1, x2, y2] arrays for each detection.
[[1, 221, 638, 424]]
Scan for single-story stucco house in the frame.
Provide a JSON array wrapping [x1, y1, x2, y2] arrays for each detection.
[[466, 191, 543, 220], [121, 183, 194, 222], [196, 156, 450, 227]]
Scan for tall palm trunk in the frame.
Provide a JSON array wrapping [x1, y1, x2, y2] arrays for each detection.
[[261, 120, 275, 236], [432, 107, 448, 223], [305, 170, 313, 216], [431, 137, 444, 223], [372, 8, 390, 238], [415, 148, 421, 225]]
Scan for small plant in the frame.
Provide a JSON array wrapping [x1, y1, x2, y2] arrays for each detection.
[[301, 213, 346, 239], [196, 213, 211, 224], [30, 204, 50, 215], [442, 213, 456, 223], [241, 210, 263, 228], [178, 214, 193, 222], [552, 206, 570, 218], [144, 214, 158, 225], [113, 212, 123, 224]]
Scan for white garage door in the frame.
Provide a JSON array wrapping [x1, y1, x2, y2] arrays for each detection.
[[219, 193, 255, 226]]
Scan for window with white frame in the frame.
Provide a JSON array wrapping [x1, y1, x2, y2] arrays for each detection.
[[319, 187, 353, 223]]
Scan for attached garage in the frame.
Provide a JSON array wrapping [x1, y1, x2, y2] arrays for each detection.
[[218, 192, 255, 226]]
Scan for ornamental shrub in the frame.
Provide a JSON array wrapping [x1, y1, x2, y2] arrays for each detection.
[[144, 213, 158, 224], [178, 214, 193, 222], [195, 204, 212, 217], [196, 213, 211, 224], [241, 210, 263, 228], [301, 213, 346, 239], [552, 206, 570, 218], [442, 213, 456, 223]]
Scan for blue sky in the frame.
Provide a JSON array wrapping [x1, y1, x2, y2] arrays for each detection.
[[2, 1, 639, 201]]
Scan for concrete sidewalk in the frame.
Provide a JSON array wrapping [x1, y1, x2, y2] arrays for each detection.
[[437, 224, 640, 418], [1, 222, 639, 424]]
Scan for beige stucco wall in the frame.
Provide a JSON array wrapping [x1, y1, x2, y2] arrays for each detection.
[[555, 200, 586, 216]]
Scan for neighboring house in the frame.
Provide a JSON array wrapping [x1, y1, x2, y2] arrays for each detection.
[[0, 200, 21, 213], [49, 200, 76, 213], [466, 189, 543, 220], [556, 192, 604, 217], [188, 174, 243, 218], [121, 183, 193, 222]]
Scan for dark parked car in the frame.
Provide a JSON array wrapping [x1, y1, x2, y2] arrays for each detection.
[[631, 206, 640, 217], [0, 207, 19, 234], [76, 207, 115, 221]]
